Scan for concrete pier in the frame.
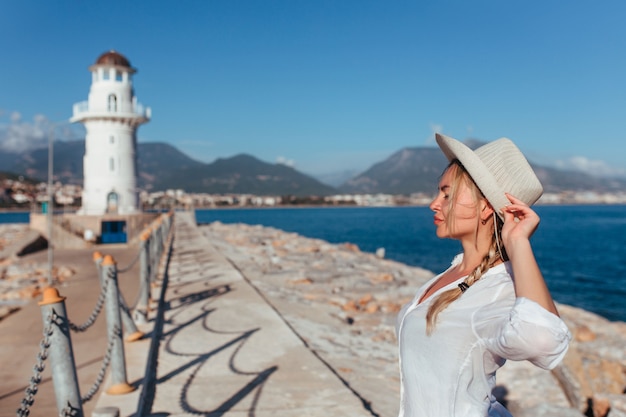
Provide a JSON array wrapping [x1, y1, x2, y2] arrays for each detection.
[[93, 211, 373, 416]]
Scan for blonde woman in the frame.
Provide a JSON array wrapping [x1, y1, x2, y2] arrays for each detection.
[[396, 134, 571, 417]]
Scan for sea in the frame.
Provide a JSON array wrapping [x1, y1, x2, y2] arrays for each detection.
[[2, 205, 625, 322]]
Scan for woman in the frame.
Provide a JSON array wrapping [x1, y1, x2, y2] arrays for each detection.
[[396, 133, 571, 417]]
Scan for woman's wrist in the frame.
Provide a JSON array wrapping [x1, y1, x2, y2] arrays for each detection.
[[504, 237, 532, 256]]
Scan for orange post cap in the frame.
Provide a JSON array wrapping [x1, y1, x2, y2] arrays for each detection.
[[38, 287, 66, 305], [102, 255, 116, 266]]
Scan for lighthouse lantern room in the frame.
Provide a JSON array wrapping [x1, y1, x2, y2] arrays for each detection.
[[71, 50, 150, 215]]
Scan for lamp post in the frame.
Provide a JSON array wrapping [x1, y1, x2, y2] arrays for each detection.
[[46, 121, 73, 286], [47, 124, 54, 286]]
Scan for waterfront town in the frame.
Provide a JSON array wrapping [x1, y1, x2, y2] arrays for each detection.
[[1, 175, 626, 213]]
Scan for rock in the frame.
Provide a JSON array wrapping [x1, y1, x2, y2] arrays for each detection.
[[370, 272, 394, 284], [575, 325, 597, 342], [57, 265, 75, 280], [592, 395, 611, 417], [364, 303, 379, 314], [514, 403, 586, 417], [341, 243, 360, 252], [289, 277, 313, 285], [342, 300, 359, 312], [358, 294, 373, 306]]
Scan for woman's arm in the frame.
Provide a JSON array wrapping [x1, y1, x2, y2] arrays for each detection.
[[501, 193, 560, 316]]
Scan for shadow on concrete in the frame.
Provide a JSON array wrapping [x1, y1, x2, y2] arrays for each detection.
[[134, 238, 278, 417]]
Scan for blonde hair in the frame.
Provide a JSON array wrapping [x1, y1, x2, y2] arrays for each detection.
[[425, 161, 507, 335]]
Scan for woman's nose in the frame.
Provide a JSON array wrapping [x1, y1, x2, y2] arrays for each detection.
[[429, 197, 439, 212]]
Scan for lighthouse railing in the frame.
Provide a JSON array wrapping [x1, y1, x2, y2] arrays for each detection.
[[71, 101, 151, 120]]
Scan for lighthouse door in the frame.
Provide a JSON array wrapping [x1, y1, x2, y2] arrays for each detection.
[[106, 191, 119, 214]]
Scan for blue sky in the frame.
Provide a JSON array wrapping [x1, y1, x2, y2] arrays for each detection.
[[1, 1, 625, 181]]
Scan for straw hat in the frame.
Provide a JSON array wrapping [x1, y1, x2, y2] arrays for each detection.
[[435, 133, 543, 219]]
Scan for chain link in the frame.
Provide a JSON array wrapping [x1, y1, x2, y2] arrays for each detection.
[[81, 324, 120, 403], [68, 271, 109, 332], [16, 312, 54, 417], [117, 245, 143, 273], [59, 402, 79, 417]]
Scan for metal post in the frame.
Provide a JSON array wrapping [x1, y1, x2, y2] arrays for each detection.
[[101, 256, 135, 395], [95, 252, 143, 341], [134, 232, 151, 324], [149, 226, 161, 301], [148, 227, 157, 283], [118, 293, 143, 342], [38, 287, 83, 417]]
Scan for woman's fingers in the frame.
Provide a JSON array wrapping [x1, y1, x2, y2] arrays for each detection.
[[502, 193, 540, 239]]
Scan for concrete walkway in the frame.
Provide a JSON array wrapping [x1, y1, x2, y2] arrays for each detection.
[[94, 212, 373, 417]]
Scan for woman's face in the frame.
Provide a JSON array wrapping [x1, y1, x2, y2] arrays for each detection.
[[429, 165, 481, 240]]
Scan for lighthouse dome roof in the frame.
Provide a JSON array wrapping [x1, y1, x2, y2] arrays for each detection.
[[90, 50, 136, 73]]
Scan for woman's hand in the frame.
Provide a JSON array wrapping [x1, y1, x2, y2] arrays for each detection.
[[501, 193, 540, 249], [501, 193, 559, 316]]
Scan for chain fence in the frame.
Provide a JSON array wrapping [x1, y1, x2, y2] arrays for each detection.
[[16, 312, 53, 417], [68, 276, 109, 333], [80, 324, 120, 404], [14, 211, 174, 417]]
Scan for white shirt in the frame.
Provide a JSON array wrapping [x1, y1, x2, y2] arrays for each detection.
[[396, 256, 571, 417]]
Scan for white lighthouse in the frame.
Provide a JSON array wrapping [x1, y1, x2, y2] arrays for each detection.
[[71, 50, 150, 215]]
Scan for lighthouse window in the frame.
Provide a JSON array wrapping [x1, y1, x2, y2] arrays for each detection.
[[115, 71, 123, 82], [108, 94, 117, 111], [109, 136, 115, 144], [103, 70, 110, 81], [109, 157, 115, 172]]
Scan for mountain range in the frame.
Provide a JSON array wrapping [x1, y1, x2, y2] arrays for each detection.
[[1, 139, 625, 196]]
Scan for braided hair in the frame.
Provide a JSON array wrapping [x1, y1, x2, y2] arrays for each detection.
[[425, 161, 508, 335]]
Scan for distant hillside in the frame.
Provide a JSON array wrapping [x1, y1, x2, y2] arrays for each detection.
[[339, 147, 448, 194], [160, 154, 337, 196], [134, 142, 207, 190], [0, 141, 337, 196], [2, 139, 624, 196], [8, 140, 85, 185], [340, 143, 626, 195]]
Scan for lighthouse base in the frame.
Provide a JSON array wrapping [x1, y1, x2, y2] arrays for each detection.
[[29, 212, 160, 249]]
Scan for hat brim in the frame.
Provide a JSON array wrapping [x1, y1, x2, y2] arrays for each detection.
[[435, 133, 510, 219]]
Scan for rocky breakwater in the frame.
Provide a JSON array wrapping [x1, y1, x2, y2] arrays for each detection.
[[200, 221, 626, 417], [0, 224, 75, 321]]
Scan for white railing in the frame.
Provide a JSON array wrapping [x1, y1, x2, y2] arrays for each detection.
[[72, 101, 151, 120]]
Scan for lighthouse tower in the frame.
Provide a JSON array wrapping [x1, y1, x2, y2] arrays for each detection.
[[71, 51, 150, 215]]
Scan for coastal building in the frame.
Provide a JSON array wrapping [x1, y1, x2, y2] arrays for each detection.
[[70, 50, 151, 215]]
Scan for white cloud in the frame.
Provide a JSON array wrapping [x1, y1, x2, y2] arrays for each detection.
[[555, 156, 626, 178], [425, 123, 443, 145], [0, 112, 48, 152], [276, 156, 295, 168], [0, 112, 81, 153]]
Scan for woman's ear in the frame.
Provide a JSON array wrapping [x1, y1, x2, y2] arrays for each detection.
[[480, 201, 495, 222]]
